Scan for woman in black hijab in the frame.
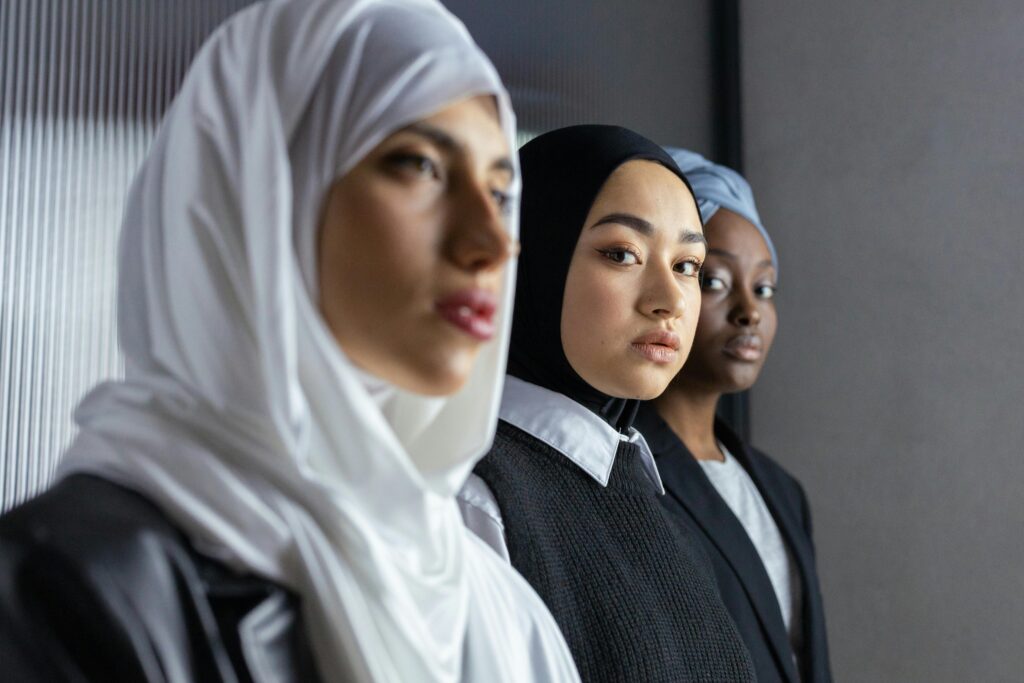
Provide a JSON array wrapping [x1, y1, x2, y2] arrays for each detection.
[[459, 125, 755, 682]]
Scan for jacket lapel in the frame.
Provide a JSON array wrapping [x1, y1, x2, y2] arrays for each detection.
[[722, 424, 829, 682], [646, 413, 801, 683]]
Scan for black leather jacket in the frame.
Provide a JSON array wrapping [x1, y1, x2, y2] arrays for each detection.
[[0, 475, 321, 683]]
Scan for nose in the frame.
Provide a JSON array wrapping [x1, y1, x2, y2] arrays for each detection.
[[444, 177, 513, 274], [641, 261, 687, 320], [729, 289, 761, 327]]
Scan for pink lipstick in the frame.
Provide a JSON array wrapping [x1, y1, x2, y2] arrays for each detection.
[[723, 334, 763, 362], [435, 289, 498, 341], [630, 329, 681, 364]]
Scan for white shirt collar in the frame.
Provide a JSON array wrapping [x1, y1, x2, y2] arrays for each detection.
[[499, 375, 664, 494]]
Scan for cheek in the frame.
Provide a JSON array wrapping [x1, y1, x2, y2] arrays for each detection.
[[681, 285, 703, 330], [682, 298, 726, 365], [760, 307, 779, 351], [325, 188, 439, 306], [562, 263, 633, 348], [694, 296, 725, 336], [561, 263, 619, 390]]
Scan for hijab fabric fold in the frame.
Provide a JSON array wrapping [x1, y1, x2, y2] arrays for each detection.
[[509, 125, 697, 431], [664, 147, 777, 272], [58, 1, 579, 681]]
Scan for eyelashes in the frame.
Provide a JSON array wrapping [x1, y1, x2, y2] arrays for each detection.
[[597, 247, 641, 265], [384, 151, 441, 180], [491, 188, 514, 215], [675, 259, 701, 277], [703, 275, 726, 291], [596, 247, 702, 278], [702, 275, 778, 299], [383, 151, 514, 214]]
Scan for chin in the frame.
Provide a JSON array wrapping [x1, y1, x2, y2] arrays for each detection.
[[716, 367, 760, 394], [611, 371, 676, 402], [413, 351, 478, 396], [637, 381, 675, 401]]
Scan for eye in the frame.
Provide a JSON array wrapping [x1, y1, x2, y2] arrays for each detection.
[[491, 188, 514, 215], [755, 284, 777, 299], [702, 275, 727, 292], [674, 258, 702, 278], [384, 152, 441, 180], [597, 247, 641, 265]]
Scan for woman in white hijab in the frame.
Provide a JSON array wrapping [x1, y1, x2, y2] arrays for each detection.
[[0, 1, 580, 681]]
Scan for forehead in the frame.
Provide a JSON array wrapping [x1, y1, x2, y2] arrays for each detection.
[[414, 95, 509, 161], [588, 160, 699, 223], [704, 208, 771, 260]]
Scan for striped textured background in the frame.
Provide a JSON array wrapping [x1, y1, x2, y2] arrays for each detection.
[[0, 0, 254, 511]]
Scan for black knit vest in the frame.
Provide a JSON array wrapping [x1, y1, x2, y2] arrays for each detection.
[[474, 420, 755, 683]]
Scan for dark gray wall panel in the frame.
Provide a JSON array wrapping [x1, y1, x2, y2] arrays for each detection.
[[742, 2, 1024, 680], [445, 0, 713, 152]]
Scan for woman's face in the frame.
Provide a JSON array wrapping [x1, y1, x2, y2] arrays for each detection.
[[561, 160, 705, 399], [674, 208, 777, 393], [318, 95, 514, 395]]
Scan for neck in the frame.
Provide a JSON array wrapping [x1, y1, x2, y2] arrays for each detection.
[[653, 384, 723, 461]]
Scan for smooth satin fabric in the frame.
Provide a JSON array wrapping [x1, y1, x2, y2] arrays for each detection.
[[508, 125, 698, 431], [57, 1, 578, 681], [664, 147, 777, 272]]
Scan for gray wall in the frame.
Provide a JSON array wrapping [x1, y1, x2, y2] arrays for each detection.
[[742, 2, 1024, 680], [445, 0, 713, 151]]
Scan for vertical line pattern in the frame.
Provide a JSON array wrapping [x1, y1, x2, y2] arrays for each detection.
[[0, 0, 256, 512]]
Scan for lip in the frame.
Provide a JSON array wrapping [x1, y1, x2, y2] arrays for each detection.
[[723, 334, 763, 362], [435, 289, 498, 341], [630, 329, 681, 364]]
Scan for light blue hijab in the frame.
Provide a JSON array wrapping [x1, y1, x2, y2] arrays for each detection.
[[665, 148, 777, 272]]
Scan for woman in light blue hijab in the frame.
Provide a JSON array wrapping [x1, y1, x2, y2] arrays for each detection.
[[637, 149, 833, 683], [666, 148, 777, 269]]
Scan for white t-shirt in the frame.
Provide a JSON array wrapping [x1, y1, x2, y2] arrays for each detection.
[[699, 443, 803, 657]]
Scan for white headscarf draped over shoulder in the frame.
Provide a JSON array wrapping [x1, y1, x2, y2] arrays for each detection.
[[665, 147, 778, 273], [59, 1, 579, 681]]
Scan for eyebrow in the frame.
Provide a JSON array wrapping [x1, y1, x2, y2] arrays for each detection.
[[707, 248, 776, 269], [592, 212, 708, 248], [401, 122, 514, 175]]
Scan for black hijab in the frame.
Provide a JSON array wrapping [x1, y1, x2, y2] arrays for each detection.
[[508, 125, 699, 431]]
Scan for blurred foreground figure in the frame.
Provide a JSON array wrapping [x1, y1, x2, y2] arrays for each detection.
[[0, 1, 580, 681]]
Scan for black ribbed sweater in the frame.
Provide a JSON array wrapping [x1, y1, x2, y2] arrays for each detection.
[[474, 420, 755, 683]]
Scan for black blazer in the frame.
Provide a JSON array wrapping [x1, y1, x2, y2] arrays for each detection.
[[637, 407, 832, 683], [0, 475, 321, 683]]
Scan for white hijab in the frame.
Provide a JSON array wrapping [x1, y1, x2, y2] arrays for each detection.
[[58, 1, 579, 681]]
